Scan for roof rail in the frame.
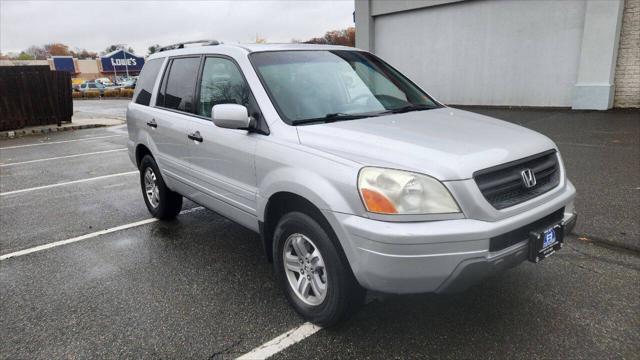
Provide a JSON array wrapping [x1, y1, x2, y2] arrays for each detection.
[[158, 40, 220, 52]]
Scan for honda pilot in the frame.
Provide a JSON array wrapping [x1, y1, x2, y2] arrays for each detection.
[[127, 41, 577, 326]]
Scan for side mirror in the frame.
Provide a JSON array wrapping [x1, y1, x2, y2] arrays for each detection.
[[211, 104, 250, 130]]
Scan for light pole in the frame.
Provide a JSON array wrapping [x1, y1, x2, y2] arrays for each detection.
[[122, 46, 130, 79]]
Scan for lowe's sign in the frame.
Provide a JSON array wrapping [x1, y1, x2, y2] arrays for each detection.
[[100, 49, 144, 73]]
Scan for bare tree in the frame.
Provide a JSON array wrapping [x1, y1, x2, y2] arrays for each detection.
[[103, 44, 135, 55], [44, 43, 71, 56], [25, 45, 48, 60], [304, 27, 355, 47]]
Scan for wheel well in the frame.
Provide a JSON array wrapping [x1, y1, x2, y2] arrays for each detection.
[[261, 192, 333, 263], [135, 144, 152, 168]]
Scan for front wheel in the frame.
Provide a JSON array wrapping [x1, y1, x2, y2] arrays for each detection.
[[273, 212, 364, 326], [139, 155, 182, 220]]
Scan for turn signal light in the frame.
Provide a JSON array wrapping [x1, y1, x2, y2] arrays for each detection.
[[360, 189, 398, 214]]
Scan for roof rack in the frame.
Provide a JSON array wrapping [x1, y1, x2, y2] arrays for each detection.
[[158, 40, 220, 52]]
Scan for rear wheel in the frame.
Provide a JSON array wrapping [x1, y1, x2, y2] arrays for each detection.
[[139, 155, 182, 220], [273, 212, 364, 326]]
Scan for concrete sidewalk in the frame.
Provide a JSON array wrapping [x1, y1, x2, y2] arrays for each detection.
[[0, 99, 127, 138], [458, 106, 640, 251]]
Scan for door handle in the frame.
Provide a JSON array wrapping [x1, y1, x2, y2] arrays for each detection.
[[187, 131, 203, 142], [146, 119, 157, 128]]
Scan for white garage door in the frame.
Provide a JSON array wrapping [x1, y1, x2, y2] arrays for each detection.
[[373, 0, 586, 107]]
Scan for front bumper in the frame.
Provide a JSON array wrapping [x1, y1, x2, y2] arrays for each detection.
[[326, 182, 576, 294]]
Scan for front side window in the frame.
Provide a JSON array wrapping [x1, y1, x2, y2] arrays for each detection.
[[196, 57, 267, 133], [157, 57, 200, 112], [250, 50, 439, 125], [197, 57, 252, 117], [134, 58, 163, 106]]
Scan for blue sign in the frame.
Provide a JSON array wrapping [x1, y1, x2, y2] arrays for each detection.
[[100, 49, 144, 73], [52, 57, 76, 73]]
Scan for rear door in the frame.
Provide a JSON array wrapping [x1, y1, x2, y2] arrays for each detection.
[[185, 56, 262, 223], [150, 56, 202, 184]]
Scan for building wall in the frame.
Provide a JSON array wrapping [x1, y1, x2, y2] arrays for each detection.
[[0, 60, 49, 66], [614, 0, 640, 107], [372, 0, 586, 107], [76, 60, 101, 80], [357, 0, 635, 109]]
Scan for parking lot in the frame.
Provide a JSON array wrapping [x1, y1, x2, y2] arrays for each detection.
[[1, 110, 639, 358]]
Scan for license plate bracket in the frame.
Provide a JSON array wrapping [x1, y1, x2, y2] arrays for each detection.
[[528, 223, 564, 263]]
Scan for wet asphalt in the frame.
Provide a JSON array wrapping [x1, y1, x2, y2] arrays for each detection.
[[1, 107, 639, 359]]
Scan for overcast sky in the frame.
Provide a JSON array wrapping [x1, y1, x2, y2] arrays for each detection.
[[0, 0, 355, 55]]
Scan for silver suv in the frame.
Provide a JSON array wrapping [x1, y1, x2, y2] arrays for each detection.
[[127, 41, 577, 326]]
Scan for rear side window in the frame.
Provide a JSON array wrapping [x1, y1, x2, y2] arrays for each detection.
[[157, 57, 201, 113], [134, 58, 163, 106]]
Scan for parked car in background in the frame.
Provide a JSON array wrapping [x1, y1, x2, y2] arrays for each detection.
[[95, 77, 115, 86], [78, 80, 106, 96], [127, 42, 577, 326], [118, 77, 137, 89]]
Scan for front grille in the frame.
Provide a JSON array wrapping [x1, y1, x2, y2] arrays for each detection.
[[474, 150, 560, 210], [489, 207, 564, 252]]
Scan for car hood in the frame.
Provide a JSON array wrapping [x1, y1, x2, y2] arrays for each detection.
[[296, 107, 557, 180]]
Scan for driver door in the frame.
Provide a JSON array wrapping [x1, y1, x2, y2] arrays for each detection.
[[185, 56, 261, 227]]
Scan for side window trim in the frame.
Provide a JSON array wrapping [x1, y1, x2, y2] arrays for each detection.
[[148, 57, 167, 108], [194, 54, 269, 135], [155, 58, 171, 108]]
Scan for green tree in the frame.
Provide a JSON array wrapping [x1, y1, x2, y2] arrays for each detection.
[[147, 44, 161, 56], [16, 51, 34, 60]]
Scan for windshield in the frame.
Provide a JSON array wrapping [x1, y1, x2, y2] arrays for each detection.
[[249, 50, 440, 125]]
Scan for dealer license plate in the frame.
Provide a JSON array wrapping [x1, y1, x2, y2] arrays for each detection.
[[528, 223, 564, 263]]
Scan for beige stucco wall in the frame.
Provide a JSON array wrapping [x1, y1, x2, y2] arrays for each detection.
[[614, 0, 640, 107], [76, 59, 98, 73]]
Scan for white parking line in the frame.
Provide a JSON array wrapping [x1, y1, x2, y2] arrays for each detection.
[[0, 148, 127, 167], [0, 135, 124, 150], [236, 322, 322, 360], [0, 171, 138, 196], [0, 206, 205, 261]]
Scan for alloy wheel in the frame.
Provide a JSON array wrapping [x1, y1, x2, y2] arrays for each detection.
[[144, 167, 160, 208], [283, 233, 328, 306]]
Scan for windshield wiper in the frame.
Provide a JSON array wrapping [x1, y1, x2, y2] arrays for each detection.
[[386, 104, 437, 114], [291, 112, 377, 125]]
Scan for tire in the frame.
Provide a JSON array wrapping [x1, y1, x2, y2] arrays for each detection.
[[273, 212, 364, 326], [139, 155, 183, 220]]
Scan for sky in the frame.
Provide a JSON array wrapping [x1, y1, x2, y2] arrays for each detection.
[[0, 0, 355, 55]]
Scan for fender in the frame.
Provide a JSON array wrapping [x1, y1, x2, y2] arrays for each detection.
[[256, 165, 359, 222]]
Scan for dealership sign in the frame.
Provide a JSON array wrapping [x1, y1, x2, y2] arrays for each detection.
[[100, 49, 144, 73]]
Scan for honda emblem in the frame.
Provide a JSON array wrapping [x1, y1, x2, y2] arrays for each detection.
[[521, 168, 537, 188]]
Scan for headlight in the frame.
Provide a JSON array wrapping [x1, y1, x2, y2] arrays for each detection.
[[357, 167, 460, 215]]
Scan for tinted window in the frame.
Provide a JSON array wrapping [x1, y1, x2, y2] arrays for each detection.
[[134, 58, 163, 106], [197, 57, 252, 117], [157, 57, 200, 112]]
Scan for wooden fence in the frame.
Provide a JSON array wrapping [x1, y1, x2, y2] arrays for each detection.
[[0, 66, 73, 131]]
